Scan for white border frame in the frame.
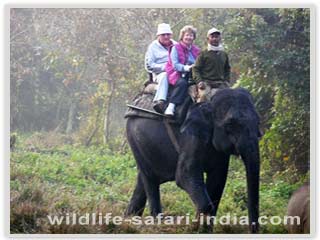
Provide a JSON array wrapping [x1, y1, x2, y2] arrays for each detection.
[[2, 1, 317, 239]]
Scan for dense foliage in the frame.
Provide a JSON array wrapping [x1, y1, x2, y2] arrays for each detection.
[[10, 8, 310, 173]]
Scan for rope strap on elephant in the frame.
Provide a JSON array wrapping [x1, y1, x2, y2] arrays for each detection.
[[163, 119, 180, 154]]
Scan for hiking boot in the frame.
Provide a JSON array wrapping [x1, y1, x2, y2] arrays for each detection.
[[153, 100, 166, 113]]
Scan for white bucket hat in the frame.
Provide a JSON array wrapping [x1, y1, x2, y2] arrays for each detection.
[[156, 23, 173, 35], [207, 27, 221, 37]]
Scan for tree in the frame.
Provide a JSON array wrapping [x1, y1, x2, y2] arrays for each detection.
[[224, 8, 310, 173]]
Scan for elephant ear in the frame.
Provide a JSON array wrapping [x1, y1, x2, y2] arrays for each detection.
[[180, 102, 213, 144]]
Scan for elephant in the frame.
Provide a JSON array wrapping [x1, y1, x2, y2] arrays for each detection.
[[125, 87, 261, 233], [286, 183, 310, 234]]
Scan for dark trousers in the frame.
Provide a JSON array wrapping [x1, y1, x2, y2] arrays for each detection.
[[169, 77, 188, 105]]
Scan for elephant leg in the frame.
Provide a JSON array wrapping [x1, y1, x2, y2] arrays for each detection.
[[125, 172, 147, 216], [206, 153, 230, 216], [176, 136, 214, 215], [140, 174, 162, 216], [175, 138, 215, 233]]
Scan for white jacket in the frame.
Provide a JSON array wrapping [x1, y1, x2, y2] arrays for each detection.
[[145, 39, 176, 74]]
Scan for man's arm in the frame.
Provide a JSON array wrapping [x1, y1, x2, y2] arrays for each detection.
[[224, 54, 231, 82], [192, 52, 204, 83], [145, 43, 165, 74]]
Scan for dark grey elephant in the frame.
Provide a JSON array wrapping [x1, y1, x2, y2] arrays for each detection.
[[125, 88, 261, 233], [287, 183, 310, 234]]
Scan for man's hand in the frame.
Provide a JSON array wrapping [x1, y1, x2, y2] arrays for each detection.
[[197, 81, 206, 90]]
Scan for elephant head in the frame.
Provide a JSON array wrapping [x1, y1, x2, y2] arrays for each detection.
[[211, 88, 261, 232], [179, 88, 261, 233], [287, 183, 310, 233]]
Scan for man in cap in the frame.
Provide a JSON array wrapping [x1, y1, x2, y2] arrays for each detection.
[[192, 27, 231, 101], [145, 23, 176, 113]]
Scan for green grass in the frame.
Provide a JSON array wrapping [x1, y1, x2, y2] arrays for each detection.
[[10, 134, 308, 234]]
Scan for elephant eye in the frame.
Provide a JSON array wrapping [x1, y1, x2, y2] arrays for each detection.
[[225, 122, 236, 133], [224, 119, 245, 135]]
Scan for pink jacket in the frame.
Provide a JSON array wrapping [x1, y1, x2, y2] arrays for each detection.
[[165, 42, 200, 85]]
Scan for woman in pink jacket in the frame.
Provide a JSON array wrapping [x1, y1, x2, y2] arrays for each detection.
[[164, 25, 200, 116]]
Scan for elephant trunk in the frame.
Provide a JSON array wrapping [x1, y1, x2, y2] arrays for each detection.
[[240, 139, 260, 233]]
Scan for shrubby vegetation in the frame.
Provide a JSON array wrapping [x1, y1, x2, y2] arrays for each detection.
[[11, 133, 308, 233], [10, 8, 310, 233]]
